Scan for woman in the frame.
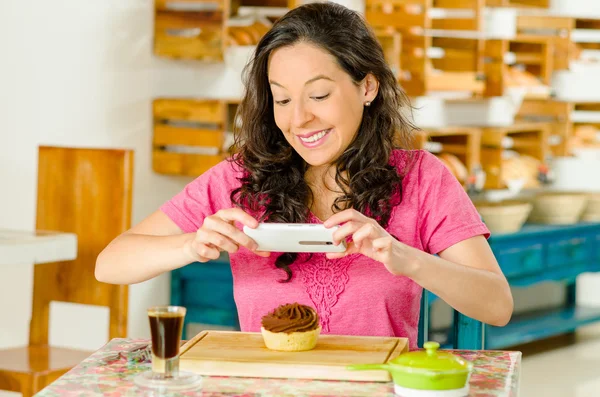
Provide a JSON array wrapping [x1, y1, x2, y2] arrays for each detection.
[[96, 3, 513, 349]]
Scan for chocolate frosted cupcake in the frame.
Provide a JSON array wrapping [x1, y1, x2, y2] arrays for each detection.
[[260, 303, 321, 352]]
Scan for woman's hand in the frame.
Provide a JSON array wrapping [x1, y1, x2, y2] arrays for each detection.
[[184, 208, 270, 262], [323, 209, 418, 276]]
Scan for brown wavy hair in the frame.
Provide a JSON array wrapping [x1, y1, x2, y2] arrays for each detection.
[[230, 2, 417, 282]]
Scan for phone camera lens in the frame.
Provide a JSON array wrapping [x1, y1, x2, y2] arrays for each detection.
[[326, 242, 333, 245]]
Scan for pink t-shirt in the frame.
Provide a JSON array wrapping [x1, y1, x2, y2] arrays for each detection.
[[160, 150, 490, 350]]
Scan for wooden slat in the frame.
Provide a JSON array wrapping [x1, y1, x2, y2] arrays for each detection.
[[154, 11, 224, 60], [156, 0, 224, 11], [153, 125, 224, 147], [239, 0, 287, 6], [484, 39, 508, 97], [575, 19, 600, 30], [481, 123, 550, 146], [366, 10, 426, 29], [480, 147, 503, 189], [503, 0, 548, 6], [154, 34, 224, 60], [513, 52, 544, 64], [153, 150, 227, 176], [432, 37, 479, 50], [431, 56, 478, 71], [434, 144, 467, 154], [431, 19, 479, 31], [512, 35, 551, 44], [517, 99, 573, 119], [540, 39, 553, 84], [154, 99, 225, 124], [422, 127, 480, 137], [516, 0, 549, 6], [427, 71, 483, 92], [434, 0, 480, 8], [575, 103, 600, 111], [517, 15, 574, 31], [486, 0, 549, 6], [367, 0, 428, 6], [155, 10, 223, 27]]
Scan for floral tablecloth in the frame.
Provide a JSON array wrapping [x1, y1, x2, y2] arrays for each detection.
[[38, 338, 521, 396]]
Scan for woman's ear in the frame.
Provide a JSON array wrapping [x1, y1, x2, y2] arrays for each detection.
[[362, 73, 379, 104]]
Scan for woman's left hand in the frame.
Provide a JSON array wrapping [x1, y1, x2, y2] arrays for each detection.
[[323, 209, 419, 276]]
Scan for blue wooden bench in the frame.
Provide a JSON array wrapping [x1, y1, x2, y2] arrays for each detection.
[[423, 221, 600, 349]]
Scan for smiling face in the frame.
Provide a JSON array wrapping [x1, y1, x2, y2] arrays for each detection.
[[267, 42, 378, 168]]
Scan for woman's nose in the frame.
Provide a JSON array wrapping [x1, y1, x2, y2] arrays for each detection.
[[291, 100, 314, 129]]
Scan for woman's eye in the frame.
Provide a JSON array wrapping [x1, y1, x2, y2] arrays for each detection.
[[312, 94, 330, 101], [275, 99, 290, 106]]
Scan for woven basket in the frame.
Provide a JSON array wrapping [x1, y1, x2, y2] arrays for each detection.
[[528, 192, 589, 225], [582, 193, 600, 222], [475, 200, 533, 234]]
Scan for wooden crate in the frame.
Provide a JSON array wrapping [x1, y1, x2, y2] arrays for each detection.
[[375, 28, 403, 80], [573, 18, 600, 54], [570, 102, 600, 152], [152, 99, 231, 177], [517, 101, 600, 156], [414, 127, 481, 185], [516, 15, 574, 71], [480, 122, 551, 189], [516, 99, 573, 156], [485, 15, 573, 98], [154, 0, 229, 61], [366, 0, 485, 96]]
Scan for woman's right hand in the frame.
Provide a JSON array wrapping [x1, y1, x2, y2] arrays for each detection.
[[183, 208, 270, 262]]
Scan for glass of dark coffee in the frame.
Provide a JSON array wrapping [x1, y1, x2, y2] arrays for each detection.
[[134, 306, 202, 391]]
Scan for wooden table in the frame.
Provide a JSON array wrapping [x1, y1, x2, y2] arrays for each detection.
[[0, 229, 77, 266], [37, 338, 522, 396]]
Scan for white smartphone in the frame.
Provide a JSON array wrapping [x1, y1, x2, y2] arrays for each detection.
[[242, 223, 347, 253]]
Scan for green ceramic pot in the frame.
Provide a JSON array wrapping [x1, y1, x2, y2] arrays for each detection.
[[347, 342, 473, 391]]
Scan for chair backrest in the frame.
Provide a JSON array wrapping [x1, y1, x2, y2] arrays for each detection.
[[29, 146, 134, 346], [418, 290, 485, 350]]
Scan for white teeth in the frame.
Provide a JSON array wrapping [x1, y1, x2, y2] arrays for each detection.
[[300, 129, 330, 143]]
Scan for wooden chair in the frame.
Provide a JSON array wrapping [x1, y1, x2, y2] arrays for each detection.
[[418, 290, 485, 350], [0, 146, 134, 396]]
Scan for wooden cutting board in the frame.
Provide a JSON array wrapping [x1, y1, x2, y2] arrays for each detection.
[[179, 330, 408, 382]]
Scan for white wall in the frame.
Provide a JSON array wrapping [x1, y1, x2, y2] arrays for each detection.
[[0, 0, 247, 362]]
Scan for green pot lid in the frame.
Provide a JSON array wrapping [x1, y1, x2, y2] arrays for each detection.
[[389, 342, 472, 374]]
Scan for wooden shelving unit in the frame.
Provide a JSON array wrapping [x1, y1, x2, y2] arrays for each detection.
[[152, 99, 235, 176], [484, 14, 572, 98], [154, 0, 230, 61], [516, 99, 572, 156], [480, 121, 551, 188], [414, 127, 482, 181], [365, 0, 485, 97]]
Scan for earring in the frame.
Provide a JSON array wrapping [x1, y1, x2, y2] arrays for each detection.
[[365, 101, 371, 107]]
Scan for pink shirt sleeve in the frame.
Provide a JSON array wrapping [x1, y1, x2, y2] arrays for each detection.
[[417, 151, 490, 254], [160, 160, 241, 233]]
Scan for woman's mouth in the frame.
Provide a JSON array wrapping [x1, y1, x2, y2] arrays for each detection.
[[298, 128, 332, 148]]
